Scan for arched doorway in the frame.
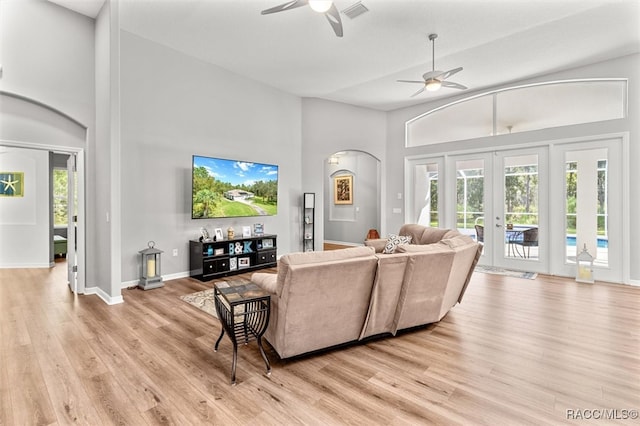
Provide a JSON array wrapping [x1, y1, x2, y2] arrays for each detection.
[[324, 150, 380, 246], [0, 91, 87, 293]]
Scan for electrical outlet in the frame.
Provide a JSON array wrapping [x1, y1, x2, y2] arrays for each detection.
[[172, 249, 178, 257]]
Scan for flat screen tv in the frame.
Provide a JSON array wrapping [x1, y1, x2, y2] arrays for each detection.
[[192, 155, 278, 219]]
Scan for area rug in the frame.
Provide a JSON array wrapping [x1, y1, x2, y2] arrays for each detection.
[[474, 265, 538, 280], [180, 288, 218, 318], [180, 279, 252, 318]]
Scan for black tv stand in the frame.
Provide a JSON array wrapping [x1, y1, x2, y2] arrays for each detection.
[[189, 234, 276, 281]]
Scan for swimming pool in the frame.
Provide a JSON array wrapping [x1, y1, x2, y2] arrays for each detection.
[[566, 236, 608, 249]]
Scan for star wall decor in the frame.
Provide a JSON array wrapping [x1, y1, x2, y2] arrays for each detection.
[[0, 172, 24, 197]]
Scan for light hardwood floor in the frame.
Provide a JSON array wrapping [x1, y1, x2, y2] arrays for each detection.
[[323, 242, 355, 251], [1, 260, 638, 425]]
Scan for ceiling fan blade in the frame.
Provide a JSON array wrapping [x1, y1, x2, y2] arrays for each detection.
[[441, 81, 468, 90], [325, 3, 343, 37], [440, 67, 463, 81], [410, 86, 426, 97], [397, 80, 426, 84], [261, 0, 308, 15]]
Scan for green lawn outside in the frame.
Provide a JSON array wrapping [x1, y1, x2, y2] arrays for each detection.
[[217, 197, 277, 217]]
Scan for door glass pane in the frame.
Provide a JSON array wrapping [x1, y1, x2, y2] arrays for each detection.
[[565, 150, 608, 267], [414, 163, 439, 227], [53, 169, 68, 226], [455, 159, 484, 241], [504, 155, 539, 259]]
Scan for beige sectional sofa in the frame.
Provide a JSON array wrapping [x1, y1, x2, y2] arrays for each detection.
[[251, 224, 482, 359]]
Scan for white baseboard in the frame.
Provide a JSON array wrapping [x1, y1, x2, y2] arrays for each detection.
[[119, 270, 191, 291], [84, 285, 124, 305]]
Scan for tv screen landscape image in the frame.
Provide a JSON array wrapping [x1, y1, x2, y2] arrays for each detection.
[[192, 155, 278, 219]]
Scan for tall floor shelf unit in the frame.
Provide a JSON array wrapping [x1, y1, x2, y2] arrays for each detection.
[[303, 192, 315, 252]]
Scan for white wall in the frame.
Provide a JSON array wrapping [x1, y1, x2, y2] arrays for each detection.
[[0, 0, 94, 126], [93, 0, 123, 300], [0, 0, 96, 277], [301, 98, 387, 247], [0, 147, 50, 267], [386, 54, 639, 282], [0, 95, 86, 147], [119, 31, 302, 283]]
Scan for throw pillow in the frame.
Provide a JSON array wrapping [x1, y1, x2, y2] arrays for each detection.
[[383, 234, 412, 254]]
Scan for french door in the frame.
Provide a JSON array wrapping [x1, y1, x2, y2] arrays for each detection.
[[549, 138, 623, 283], [492, 148, 548, 272], [408, 137, 625, 281], [443, 147, 548, 273]]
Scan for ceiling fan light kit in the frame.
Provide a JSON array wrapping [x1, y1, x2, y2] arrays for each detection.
[[261, 0, 343, 37], [398, 33, 467, 96], [308, 0, 333, 13], [426, 80, 442, 91]]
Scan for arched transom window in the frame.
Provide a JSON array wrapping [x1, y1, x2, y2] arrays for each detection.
[[406, 79, 627, 147]]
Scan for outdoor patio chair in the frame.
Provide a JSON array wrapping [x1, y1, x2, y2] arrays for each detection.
[[474, 224, 484, 243], [509, 227, 538, 258]]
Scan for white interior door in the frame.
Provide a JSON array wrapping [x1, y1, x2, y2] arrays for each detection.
[[66, 154, 77, 292]]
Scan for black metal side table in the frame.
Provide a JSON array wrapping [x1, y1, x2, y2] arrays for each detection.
[[213, 280, 271, 385]]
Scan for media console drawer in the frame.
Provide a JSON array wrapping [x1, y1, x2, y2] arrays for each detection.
[[256, 249, 276, 265], [204, 257, 230, 276]]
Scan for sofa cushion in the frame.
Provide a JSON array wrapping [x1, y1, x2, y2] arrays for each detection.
[[364, 238, 387, 253], [275, 246, 375, 297], [399, 224, 456, 245], [281, 246, 375, 265], [252, 272, 278, 293], [395, 243, 437, 253], [440, 234, 475, 248], [394, 234, 475, 253], [383, 234, 412, 254]]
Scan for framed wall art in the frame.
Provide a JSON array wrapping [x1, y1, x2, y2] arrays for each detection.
[[0, 172, 24, 197], [333, 174, 353, 205]]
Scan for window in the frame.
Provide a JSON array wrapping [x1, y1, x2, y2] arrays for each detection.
[[53, 169, 68, 226], [455, 160, 484, 232], [414, 163, 439, 226], [406, 79, 627, 147], [565, 159, 608, 237]]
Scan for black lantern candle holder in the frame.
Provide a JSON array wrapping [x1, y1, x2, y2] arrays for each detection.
[[139, 241, 164, 290]]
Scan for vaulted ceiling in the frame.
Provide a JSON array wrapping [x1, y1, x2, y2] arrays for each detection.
[[49, 0, 640, 111]]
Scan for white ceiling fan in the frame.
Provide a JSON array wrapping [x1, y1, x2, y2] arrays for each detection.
[[398, 33, 467, 97], [261, 0, 343, 37]]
